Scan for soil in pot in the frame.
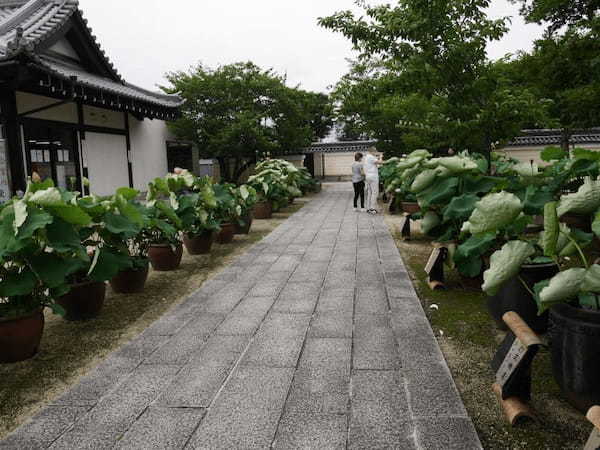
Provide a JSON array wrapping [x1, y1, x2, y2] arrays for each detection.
[[57, 281, 107, 321], [148, 244, 183, 271], [184, 232, 214, 255], [0, 310, 44, 363], [550, 304, 600, 413], [401, 202, 421, 215], [110, 262, 149, 294], [487, 262, 558, 334], [216, 223, 235, 244], [235, 216, 253, 235], [253, 201, 272, 220]]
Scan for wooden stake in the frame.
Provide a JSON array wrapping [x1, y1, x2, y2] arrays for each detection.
[[492, 383, 535, 425], [502, 312, 543, 348]]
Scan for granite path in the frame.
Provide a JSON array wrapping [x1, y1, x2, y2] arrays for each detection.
[[1, 183, 482, 450]]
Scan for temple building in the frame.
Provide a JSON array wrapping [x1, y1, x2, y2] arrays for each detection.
[[0, 0, 182, 200]]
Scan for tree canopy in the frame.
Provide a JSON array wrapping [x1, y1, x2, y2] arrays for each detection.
[[320, 0, 551, 158], [164, 62, 332, 183]]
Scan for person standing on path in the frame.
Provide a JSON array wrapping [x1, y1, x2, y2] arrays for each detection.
[[364, 147, 383, 214], [352, 152, 365, 211]]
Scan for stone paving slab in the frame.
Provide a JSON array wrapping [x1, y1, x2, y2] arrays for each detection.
[[1, 183, 481, 449]]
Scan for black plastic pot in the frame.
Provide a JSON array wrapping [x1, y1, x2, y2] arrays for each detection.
[[549, 304, 600, 412], [487, 262, 559, 334]]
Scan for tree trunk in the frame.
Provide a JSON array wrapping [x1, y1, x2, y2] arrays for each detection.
[[233, 158, 256, 185], [561, 128, 572, 153], [217, 157, 231, 183]]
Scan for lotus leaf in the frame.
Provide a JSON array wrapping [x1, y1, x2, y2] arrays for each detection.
[[463, 192, 523, 235], [482, 240, 535, 296], [411, 169, 438, 193], [421, 211, 441, 235], [582, 265, 600, 293], [537, 268, 587, 312], [443, 194, 479, 222], [556, 177, 600, 217], [29, 188, 63, 206], [541, 202, 559, 256]]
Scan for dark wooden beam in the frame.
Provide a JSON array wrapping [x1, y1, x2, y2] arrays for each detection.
[[0, 89, 26, 193]]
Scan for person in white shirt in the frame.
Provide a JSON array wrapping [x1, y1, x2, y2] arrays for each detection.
[[363, 148, 383, 214]]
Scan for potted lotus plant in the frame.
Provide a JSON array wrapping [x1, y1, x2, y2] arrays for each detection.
[[179, 176, 220, 255], [213, 183, 241, 244], [234, 184, 257, 235], [0, 178, 95, 360]]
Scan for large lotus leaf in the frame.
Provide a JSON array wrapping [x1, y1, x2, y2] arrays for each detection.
[[115, 196, 144, 226], [462, 176, 502, 195], [463, 192, 523, 235], [573, 148, 600, 161], [13, 200, 28, 235], [556, 178, 600, 217], [239, 185, 249, 200], [29, 188, 63, 206], [421, 211, 441, 235], [417, 177, 459, 209], [443, 194, 479, 222], [116, 187, 139, 201], [435, 156, 479, 173], [582, 265, 600, 293], [155, 200, 182, 228], [29, 253, 85, 288], [411, 169, 438, 193], [523, 186, 555, 216], [88, 249, 132, 282], [104, 212, 138, 236], [17, 207, 53, 239], [407, 149, 431, 159], [570, 158, 599, 178], [50, 205, 92, 226], [482, 241, 536, 296], [400, 165, 421, 182], [541, 146, 567, 162], [47, 218, 82, 252], [396, 157, 423, 171], [538, 268, 587, 312], [455, 232, 497, 260], [0, 270, 38, 297]]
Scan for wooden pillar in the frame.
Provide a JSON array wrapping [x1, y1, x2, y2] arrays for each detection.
[[124, 112, 134, 188], [0, 89, 26, 193]]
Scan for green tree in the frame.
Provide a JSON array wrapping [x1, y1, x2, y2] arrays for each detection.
[[511, 0, 599, 32], [320, 0, 551, 159], [164, 62, 331, 183]]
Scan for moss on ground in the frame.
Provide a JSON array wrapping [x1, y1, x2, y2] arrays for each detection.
[[384, 213, 590, 450], [0, 199, 309, 439]]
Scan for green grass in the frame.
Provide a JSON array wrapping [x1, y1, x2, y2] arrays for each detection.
[[0, 200, 308, 440], [385, 217, 590, 450]]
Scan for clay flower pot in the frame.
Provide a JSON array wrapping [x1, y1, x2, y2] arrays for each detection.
[[148, 244, 183, 271], [57, 281, 107, 321], [0, 310, 44, 363], [184, 232, 214, 255], [216, 223, 235, 244], [110, 262, 149, 294], [235, 215, 253, 235], [253, 201, 272, 219]]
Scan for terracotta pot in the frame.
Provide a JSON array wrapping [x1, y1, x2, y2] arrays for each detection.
[[148, 244, 183, 271], [110, 262, 149, 294], [401, 202, 421, 215], [216, 223, 235, 244], [235, 215, 253, 235], [57, 281, 107, 321], [0, 310, 44, 363], [184, 232, 214, 255], [253, 201, 273, 219]]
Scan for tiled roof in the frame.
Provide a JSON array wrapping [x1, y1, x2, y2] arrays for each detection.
[[506, 129, 600, 147], [303, 140, 378, 154], [0, 0, 182, 110]]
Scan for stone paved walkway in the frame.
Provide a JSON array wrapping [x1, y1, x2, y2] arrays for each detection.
[[2, 184, 481, 450]]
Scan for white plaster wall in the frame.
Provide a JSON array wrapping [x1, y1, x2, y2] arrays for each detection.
[[502, 145, 600, 165], [321, 151, 382, 177], [83, 132, 129, 196], [16, 91, 77, 123], [128, 115, 170, 191]]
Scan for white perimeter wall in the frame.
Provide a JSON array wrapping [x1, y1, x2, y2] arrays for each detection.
[[84, 133, 129, 196], [502, 144, 600, 165], [128, 115, 170, 191]]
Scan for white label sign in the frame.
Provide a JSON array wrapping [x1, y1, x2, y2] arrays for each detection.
[[0, 139, 10, 202]]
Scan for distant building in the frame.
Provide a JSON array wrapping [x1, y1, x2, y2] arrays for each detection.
[[303, 140, 380, 181], [0, 0, 182, 200], [501, 129, 600, 164]]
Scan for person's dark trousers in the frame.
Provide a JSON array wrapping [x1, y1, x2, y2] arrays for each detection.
[[353, 181, 365, 208]]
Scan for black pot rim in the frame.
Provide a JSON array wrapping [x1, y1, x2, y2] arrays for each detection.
[[70, 280, 107, 289], [521, 262, 559, 269], [150, 243, 182, 249], [552, 302, 600, 317]]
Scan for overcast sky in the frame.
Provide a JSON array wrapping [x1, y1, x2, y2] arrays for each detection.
[[78, 0, 544, 94]]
